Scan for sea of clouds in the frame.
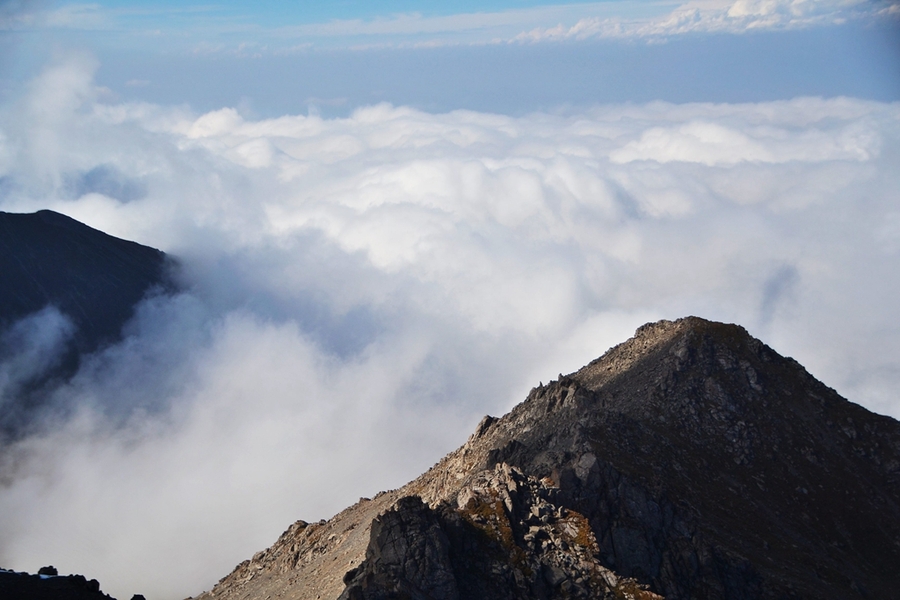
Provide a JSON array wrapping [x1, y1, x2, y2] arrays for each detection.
[[0, 55, 898, 599]]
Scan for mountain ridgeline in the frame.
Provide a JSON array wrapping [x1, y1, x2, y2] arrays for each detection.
[[195, 317, 900, 600]]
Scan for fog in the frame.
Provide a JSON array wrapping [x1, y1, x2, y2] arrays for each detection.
[[0, 57, 898, 599]]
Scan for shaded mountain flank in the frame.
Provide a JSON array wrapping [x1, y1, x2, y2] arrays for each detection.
[[0, 567, 111, 600], [0, 209, 175, 432], [0, 565, 144, 600], [193, 317, 900, 600]]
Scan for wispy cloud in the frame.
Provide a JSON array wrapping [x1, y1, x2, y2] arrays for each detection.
[[513, 0, 895, 42], [0, 2, 111, 31], [2, 0, 896, 49], [274, 0, 898, 45], [0, 0, 41, 30], [272, 3, 638, 39]]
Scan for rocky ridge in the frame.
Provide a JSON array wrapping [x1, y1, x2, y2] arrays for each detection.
[[194, 317, 900, 600]]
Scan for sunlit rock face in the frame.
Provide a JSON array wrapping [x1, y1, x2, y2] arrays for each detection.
[[0, 209, 174, 433], [195, 317, 900, 600]]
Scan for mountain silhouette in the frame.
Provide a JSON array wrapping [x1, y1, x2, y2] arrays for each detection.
[[0, 209, 174, 433], [0, 567, 120, 600]]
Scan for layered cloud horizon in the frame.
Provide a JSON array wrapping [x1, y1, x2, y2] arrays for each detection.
[[1, 1, 899, 599]]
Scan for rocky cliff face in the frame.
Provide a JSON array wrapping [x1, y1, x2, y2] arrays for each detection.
[[194, 317, 900, 600], [339, 465, 660, 600]]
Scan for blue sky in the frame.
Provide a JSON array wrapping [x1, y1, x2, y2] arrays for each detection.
[[89, 0, 655, 22], [2, 0, 899, 114]]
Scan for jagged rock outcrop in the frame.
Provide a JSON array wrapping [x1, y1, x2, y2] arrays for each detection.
[[201, 466, 659, 600], [193, 317, 900, 600], [0, 209, 175, 433], [339, 464, 659, 600]]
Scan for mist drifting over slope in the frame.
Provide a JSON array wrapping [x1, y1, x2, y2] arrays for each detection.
[[0, 56, 898, 599]]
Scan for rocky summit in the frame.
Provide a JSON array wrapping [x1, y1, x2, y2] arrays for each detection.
[[193, 317, 900, 600]]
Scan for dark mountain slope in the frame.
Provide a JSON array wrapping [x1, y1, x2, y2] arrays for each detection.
[[0, 209, 172, 350], [0, 209, 174, 429], [0, 567, 124, 600], [195, 317, 900, 600], [474, 317, 900, 598]]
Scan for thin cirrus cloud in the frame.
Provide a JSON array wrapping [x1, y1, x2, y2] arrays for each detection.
[[137, 0, 900, 47], [0, 1, 111, 31], [2, 0, 895, 48], [0, 55, 898, 599], [513, 0, 895, 42]]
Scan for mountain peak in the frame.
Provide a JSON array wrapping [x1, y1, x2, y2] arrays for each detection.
[[194, 317, 900, 600], [573, 316, 760, 391]]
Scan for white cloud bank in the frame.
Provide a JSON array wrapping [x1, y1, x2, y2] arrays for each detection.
[[0, 58, 899, 599]]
